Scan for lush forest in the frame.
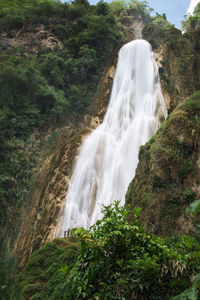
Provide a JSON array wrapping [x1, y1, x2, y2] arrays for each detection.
[[182, 3, 200, 32], [0, 0, 174, 251], [4, 200, 200, 299], [0, 0, 122, 238], [0, 0, 200, 299]]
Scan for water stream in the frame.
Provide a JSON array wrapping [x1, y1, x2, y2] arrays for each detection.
[[55, 39, 167, 236]]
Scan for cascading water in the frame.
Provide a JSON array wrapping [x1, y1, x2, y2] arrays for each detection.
[[55, 39, 167, 237]]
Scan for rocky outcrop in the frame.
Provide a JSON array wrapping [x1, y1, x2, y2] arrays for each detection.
[[143, 26, 200, 112], [126, 91, 200, 236], [0, 24, 63, 55], [125, 26, 200, 236]]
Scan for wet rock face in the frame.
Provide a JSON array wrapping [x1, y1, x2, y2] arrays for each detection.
[[14, 126, 89, 267], [125, 26, 200, 236], [0, 24, 63, 54], [143, 26, 200, 113], [126, 92, 200, 236]]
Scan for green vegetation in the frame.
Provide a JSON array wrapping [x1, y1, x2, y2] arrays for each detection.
[[0, 0, 121, 138], [152, 12, 174, 30], [109, 0, 152, 19], [143, 21, 200, 111], [0, 256, 17, 300], [0, 0, 122, 252], [15, 203, 200, 299], [182, 3, 200, 32], [171, 202, 200, 300], [0, 0, 162, 294], [15, 239, 80, 300], [0, 0, 89, 30], [126, 91, 200, 236], [186, 199, 200, 217], [172, 274, 200, 300], [1, 1, 200, 299]]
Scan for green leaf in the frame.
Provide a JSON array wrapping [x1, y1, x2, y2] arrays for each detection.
[[172, 287, 198, 300], [186, 199, 200, 216]]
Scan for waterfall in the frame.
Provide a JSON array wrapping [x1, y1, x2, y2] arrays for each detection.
[[55, 39, 167, 237]]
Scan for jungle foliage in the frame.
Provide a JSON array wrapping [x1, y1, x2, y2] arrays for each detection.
[[152, 12, 174, 30], [0, 0, 162, 256], [182, 3, 200, 32], [16, 203, 200, 299], [0, 0, 122, 249], [109, 0, 152, 20]]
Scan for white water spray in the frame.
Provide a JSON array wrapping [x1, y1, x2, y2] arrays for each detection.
[[187, 0, 200, 16], [55, 39, 167, 236]]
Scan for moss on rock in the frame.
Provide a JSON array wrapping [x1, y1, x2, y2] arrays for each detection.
[[17, 239, 79, 300], [126, 91, 200, 236], [143, 25, 200, 112]]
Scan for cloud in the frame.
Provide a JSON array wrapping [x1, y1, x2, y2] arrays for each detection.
[[187, 0, 200, 15]]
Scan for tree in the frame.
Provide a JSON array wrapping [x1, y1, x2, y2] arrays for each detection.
[[63, 202, 193, 299]]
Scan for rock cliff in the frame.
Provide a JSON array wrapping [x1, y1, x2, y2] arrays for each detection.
[[126, 91, 200, 235], [125, 26, 200, 236]]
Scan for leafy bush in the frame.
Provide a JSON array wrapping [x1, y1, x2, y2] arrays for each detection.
[[62, 202, 196, 299], [152, 13, 174, 30], [186, 199, 200, 216], [14, 203, 200, 299], [18, 240, 79, 300], [0, 0, 71, 30], [182, 3, 200, 32], [109, 0, 152, 19], [0, 256, 18, 300], [183, 187, 196, 203]]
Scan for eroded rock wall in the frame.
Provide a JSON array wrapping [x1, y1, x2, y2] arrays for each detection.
[[126, 92, 200, 236], [0, 24, 63, 55], [125, 26, 200, 236], [143, 26, 200, 112]]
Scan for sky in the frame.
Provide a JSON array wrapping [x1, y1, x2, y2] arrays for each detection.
[[147, 0, 190, 28], [88, 0, 200, 29]]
